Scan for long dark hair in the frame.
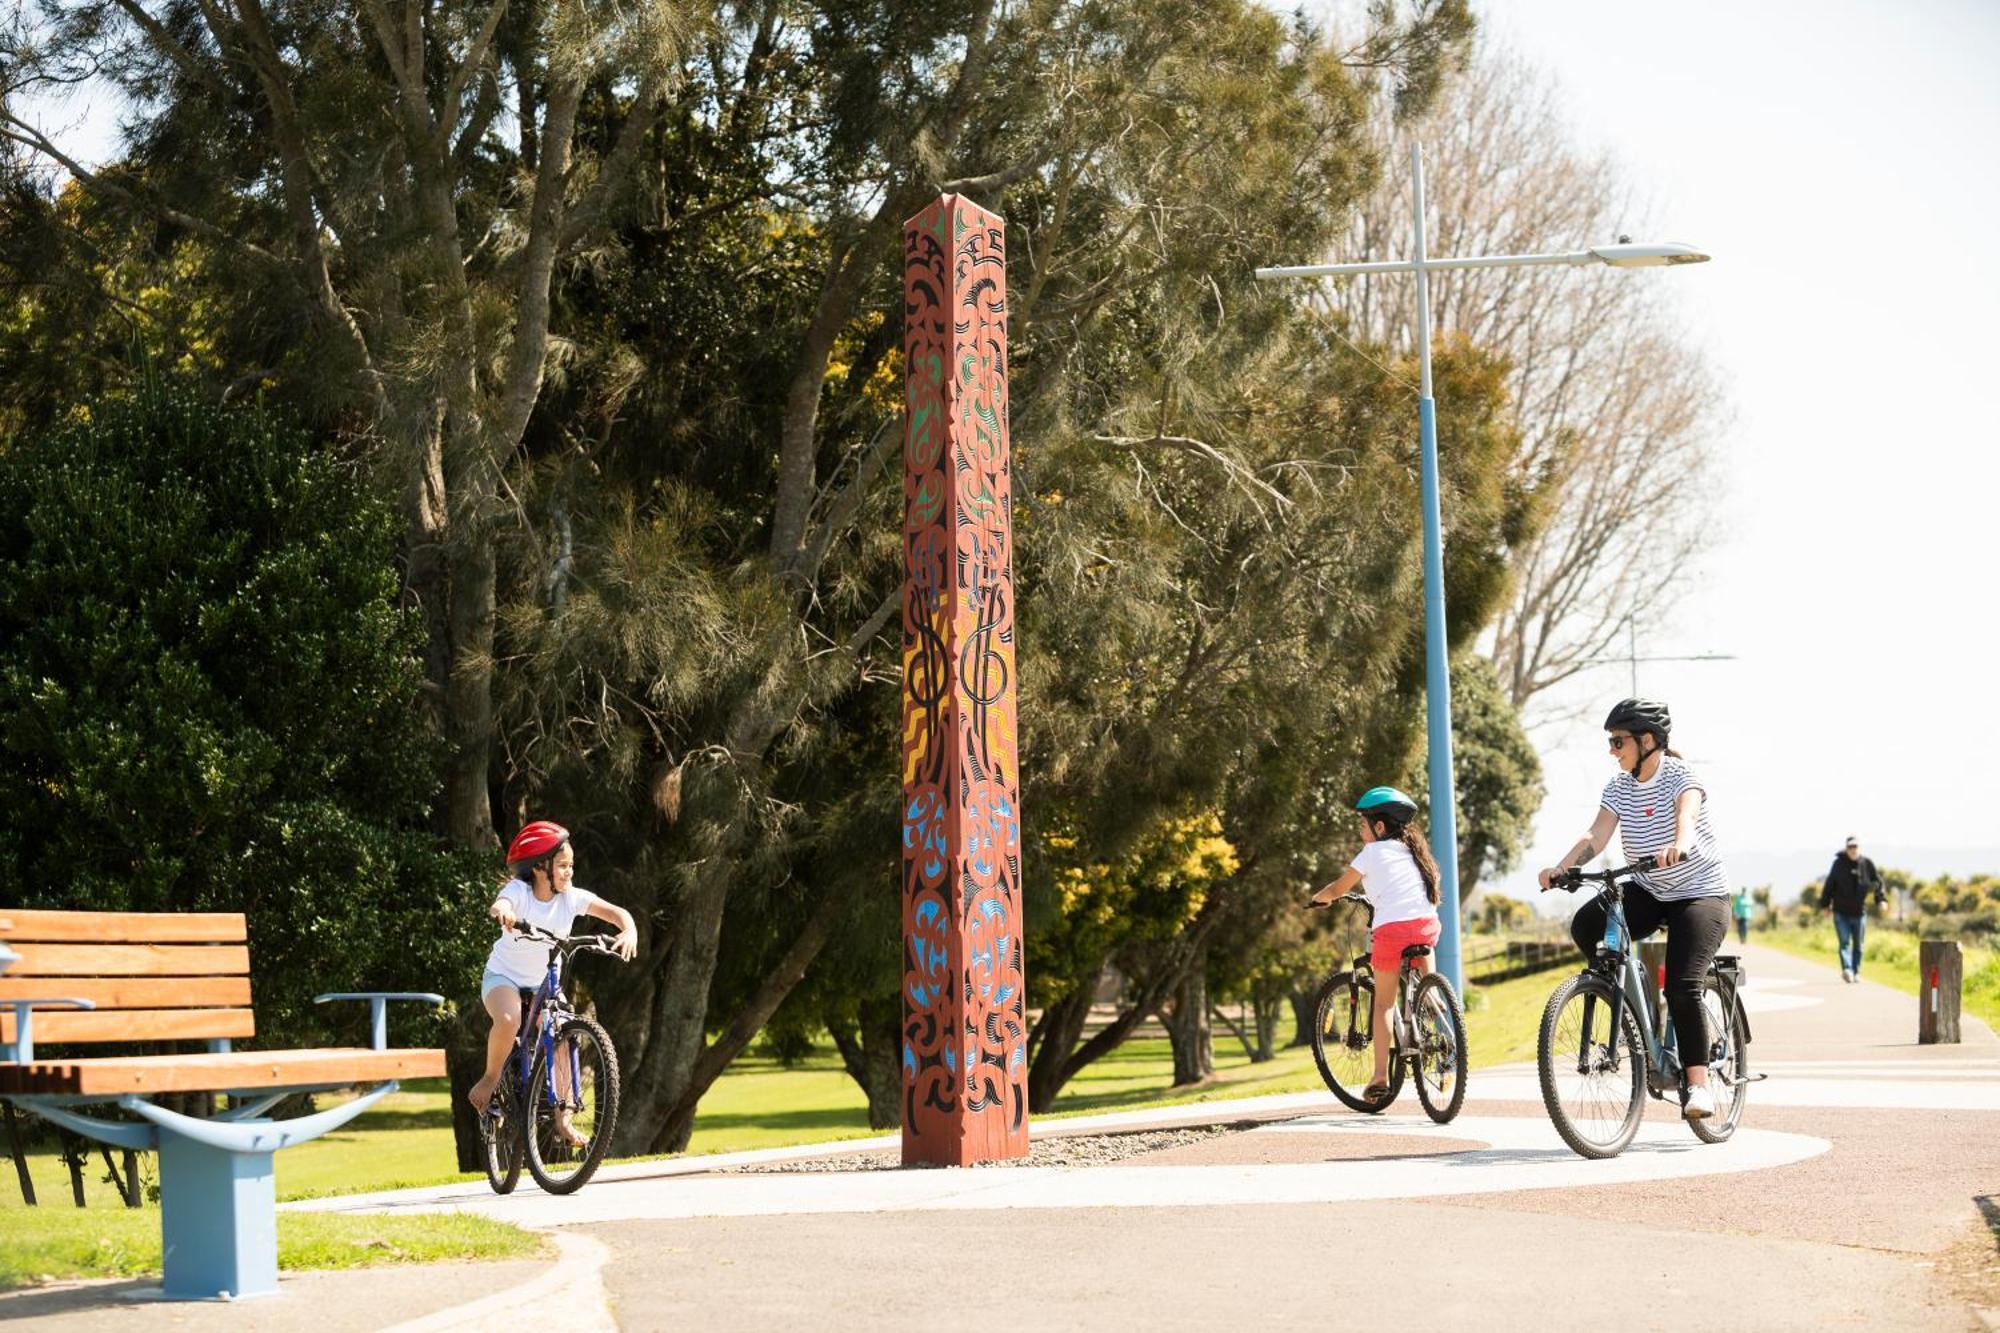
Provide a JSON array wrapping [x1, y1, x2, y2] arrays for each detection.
[[1371, 816, 1440, 906]]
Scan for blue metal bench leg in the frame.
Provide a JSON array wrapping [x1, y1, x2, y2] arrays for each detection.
[[158, 1133, 278, 1300]]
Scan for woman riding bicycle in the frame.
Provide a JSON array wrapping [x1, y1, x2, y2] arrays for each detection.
[[1310, 787, 1441, 1102], [468, 820, 638, 1137], [1537, 698, 1730, 1120]]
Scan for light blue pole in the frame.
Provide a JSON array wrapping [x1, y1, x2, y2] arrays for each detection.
[[1253, 151, 1709, 990], [1409, 144, 1464, 992]]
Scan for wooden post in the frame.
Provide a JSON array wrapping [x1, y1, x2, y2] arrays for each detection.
[[1919, 939, 1962, 1045], [900, 195, 1028, 1166]]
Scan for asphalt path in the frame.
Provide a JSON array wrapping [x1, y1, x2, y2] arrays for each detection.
[[13, 939, 1998, 1330]]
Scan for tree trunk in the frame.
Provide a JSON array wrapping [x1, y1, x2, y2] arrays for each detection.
[[1033, 895, 1234, 1109], [1251, 993, 1279, 1063], [1209, 1000, 1256, 1062], [1026, 984, 1095, 1115], [442, 511, 498, 849], [1163, 961, 1213, 1087], [615, 868, 732, 1156], [444, 1013, 489, 1173], [855, 997, 903, 1131], [613, 830, 852, 1155], [1288, 986, 1316, 1048]]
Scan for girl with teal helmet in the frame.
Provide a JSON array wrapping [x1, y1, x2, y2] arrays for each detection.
[[1310, 785, 1442, 1102]]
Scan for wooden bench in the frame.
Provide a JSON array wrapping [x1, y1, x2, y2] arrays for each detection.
[[0, 909, 443, 1300]]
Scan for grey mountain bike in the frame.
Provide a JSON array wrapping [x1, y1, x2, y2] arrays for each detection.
[[1309, 893, 1468, 1123], [1539, 857, 1763, 1159]]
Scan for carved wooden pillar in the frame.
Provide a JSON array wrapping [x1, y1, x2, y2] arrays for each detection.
[[900, 195, 1028, 1166]]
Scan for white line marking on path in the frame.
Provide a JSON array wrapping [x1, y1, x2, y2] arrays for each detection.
[[304, 1116, 1828, 1228], [1463, 1072, 2000, 1111], [380, 1228, 614, 1333]]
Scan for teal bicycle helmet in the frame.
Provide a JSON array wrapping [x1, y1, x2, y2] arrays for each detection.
[[1354, 786, 1418, 823]]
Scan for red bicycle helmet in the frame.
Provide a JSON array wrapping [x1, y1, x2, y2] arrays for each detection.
[[506, 820, 569, 867]]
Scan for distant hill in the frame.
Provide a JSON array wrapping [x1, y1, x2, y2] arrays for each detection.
[[1729, 845, 2000, 902], [1490, 844, 2000, 914]]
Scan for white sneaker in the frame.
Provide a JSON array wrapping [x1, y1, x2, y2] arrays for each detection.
[[1682, 1084, 1716, 1120], [1840, 968, 1853, 983]]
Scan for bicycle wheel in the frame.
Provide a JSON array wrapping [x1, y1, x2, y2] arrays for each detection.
[[1311, 971, 1403, 1112], [481, 1078, 523, 1195], [1537, 973, 1646, 1159], [1410, 972, 1469, 1124], [1689, 974, 1750, 1144], [525, 1016, 621, 1194]]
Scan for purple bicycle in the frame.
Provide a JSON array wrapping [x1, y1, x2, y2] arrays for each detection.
[[480, 921, 624, 1195]]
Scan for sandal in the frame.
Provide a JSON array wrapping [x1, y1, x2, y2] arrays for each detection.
[[1363, 1081, 1392, 1103]]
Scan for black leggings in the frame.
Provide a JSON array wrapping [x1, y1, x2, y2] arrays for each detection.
[[1569, 888, 1730, 1070]]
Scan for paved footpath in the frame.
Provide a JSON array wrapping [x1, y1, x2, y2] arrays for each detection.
[[9, 941, 1997, 1331]]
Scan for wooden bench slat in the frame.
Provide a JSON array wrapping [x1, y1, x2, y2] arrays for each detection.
[[0, 911, 247, 943], [1, 1008, 255, 1044], [3, 943, 251, 977], [0, 1047, 445, 1096], [0, 977, 252, 1010]]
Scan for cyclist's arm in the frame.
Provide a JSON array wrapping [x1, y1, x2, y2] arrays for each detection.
[[489, 886, 520, 930], [585, 898, 640, 960], [1310, 867, 1363, 907], [1659, 788, 1702, 866], [1539, 806, 1618, 890]]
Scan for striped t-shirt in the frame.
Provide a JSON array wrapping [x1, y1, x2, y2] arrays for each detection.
[[1599, 756, 1729, 901]]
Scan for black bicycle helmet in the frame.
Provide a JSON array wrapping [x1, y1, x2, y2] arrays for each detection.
[[1603, 697, 1671, 743]]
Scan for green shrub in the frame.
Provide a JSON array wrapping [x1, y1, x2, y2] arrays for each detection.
[[0, 383, 487, 1045]]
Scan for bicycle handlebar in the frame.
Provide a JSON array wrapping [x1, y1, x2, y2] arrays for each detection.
[[1552, 851, 1707, 891], [507, 920, 628, 960], [1309, 891, 1374, 922]]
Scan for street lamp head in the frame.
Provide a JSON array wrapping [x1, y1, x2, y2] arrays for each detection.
[[1588, 241, 1710, 268]]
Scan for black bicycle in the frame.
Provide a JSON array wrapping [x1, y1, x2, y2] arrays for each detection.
[[1308, 893, 1467, 1123], [481, 922, 625, 1195], [1538, 858, 1760, 1159]]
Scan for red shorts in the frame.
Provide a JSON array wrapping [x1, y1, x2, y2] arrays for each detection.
[[1371, 916, 1441, 973]]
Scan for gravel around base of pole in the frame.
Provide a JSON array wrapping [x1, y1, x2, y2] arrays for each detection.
[[723, 1124, 1258, 1173]]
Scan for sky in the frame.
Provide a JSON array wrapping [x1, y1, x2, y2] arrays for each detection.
[[1398, 0, 2000, 897], [17, 1, 1999, 898]]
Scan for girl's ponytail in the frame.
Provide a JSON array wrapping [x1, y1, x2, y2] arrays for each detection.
[[1396, 821, 1441, 906]]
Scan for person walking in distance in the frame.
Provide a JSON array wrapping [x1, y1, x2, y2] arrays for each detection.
[[1820, 836, 1884, 983], [1732, 885, 1754, 944]]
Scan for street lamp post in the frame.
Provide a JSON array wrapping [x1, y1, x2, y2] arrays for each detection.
[[1257, 142, 1709, 991]]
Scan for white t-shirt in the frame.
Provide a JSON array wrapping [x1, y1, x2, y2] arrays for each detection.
[[483, 879, 600, 987], [1599, 755, 1729, 901], [1349, 839, 1437, 928]]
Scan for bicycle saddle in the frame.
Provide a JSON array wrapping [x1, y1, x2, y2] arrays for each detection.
[[1401, 944, 1433, 960]]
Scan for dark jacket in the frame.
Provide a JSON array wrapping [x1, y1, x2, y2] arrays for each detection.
[[1821, 853, 1884, 916]]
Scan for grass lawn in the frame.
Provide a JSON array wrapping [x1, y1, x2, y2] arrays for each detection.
[[0, 1204, 545, 1292], [1, 957, 1569, 1288], [1757, 923, 2000, 1031]]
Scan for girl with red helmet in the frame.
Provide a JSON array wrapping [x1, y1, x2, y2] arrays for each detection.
[[468, 821, 638, 1136]]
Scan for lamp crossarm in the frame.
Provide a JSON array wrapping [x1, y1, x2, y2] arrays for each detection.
[[1256, 250, 1599, 281]]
